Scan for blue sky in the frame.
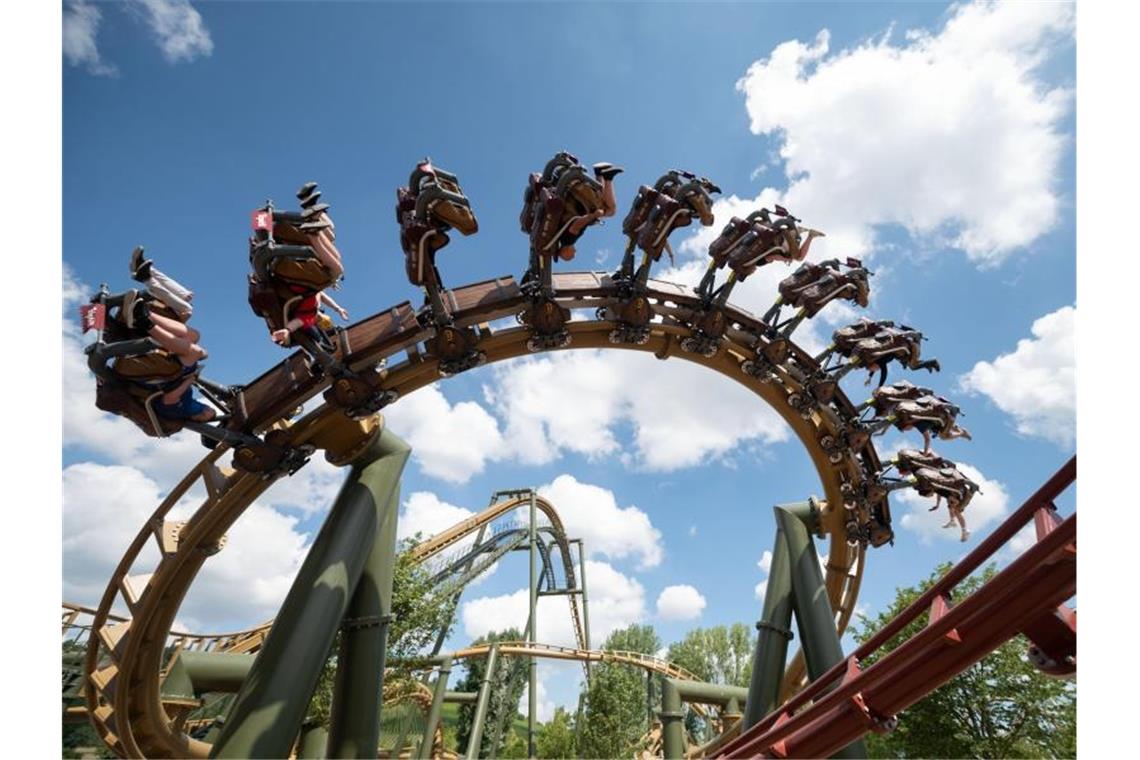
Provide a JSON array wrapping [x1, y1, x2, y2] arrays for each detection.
[[62, 0, 1076, 720]]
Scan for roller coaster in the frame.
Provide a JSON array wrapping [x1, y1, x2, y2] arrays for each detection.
[[67, 157, 1076, 758]]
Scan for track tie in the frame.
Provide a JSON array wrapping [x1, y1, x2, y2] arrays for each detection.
[[89, 663, 120, 701], [97, 619, 131, 663], [201, 462, 236, 499], [120, 573, 154, 613]]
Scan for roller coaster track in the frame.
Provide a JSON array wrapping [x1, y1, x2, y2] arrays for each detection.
[[80, 272, 881, 758], [715, 457, 1077, 759]]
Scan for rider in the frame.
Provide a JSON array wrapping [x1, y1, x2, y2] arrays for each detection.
[[269, 288, 349, 346], [554, 163, 623, 262], [126, 247, 214, 421]]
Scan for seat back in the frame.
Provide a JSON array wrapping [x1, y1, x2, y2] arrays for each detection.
[[111, 351, 184, 382], [622, 185, 659, 238]]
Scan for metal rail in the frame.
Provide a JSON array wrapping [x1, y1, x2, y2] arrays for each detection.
[[716, 457, 1076, 758]]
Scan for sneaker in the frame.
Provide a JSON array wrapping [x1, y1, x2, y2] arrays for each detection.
[[960, 530, 971, 542], [302, 203, 331, 220], [299, 190, 322, 208], [296, 181, 318, 199], [130, 246, 153, 282], [593, 163, 625, 181], [123, 289, 153, 331]]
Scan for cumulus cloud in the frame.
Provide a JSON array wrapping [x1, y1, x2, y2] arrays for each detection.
[[754, 579, 768, 601], [897, 462, 1010, 542], [538, 475, 664, 569], [959, 305, 1075, 446], [461, 560, 646, 647], [486, 350, 791, 472], [63, 462, 310, 629], [757, 550, 772, 573], [519, 676, 558, 723], [131, 0, 213, 63], [656, 585, 707, 621], [725, 1, 1073, 264], [383, 385, 506, 483], [64, 1, 117, 76]]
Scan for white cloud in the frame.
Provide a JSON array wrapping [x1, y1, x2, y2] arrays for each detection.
[[487, 351, 792, 472], [754, 579, 768, 601], [461, 560, 645, 647], [897, 462, 1010, 542], [383, 385, 506, 483], [132, 0, 214, 63], [63, 462, 309, 629], [757, 550, 772, 573], [64, 1, 117, 76], [519, 676, 557, 723], [727, 1, 1073, 264], [959, 305, 1075, 446], [538, 475, 664, 569], [656, 585, 706, 621], [688, 525, 698, 537]]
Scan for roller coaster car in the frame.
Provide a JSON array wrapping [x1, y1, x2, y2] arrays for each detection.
[[850, 327, 937, 373], [912, 465, 980, 507], [863, 379, 934, 417], [827, 318, 897, 358], [787, 260, 871, 317], [85, 291, 306, 472], [893, 448, 954, 475], [522, 153, 606, 266], [397, 161, 486, 376], [889, 395, 963, 434], [635, 173, 718, 261]]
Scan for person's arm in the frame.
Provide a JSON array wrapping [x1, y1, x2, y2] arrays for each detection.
[[319, 291, 349, 320], [271, 317, 304, 345]]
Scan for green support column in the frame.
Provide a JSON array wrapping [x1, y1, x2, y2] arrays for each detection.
[[577, 539, 591, 680], [327, 479, 402, 758], [660, 679, 684, 760], [528, 490, 538, 758], [742, 519, 794, 729], [466, 644, 500, 760], [297, 722, 328, 759], [774, 503, 866, 759], [417, 658, 452, 759], [211, 428, 410, 760]]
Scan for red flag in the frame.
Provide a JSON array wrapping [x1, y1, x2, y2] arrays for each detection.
[[252, 208, 273, 232], [80, 303, 106, 333]]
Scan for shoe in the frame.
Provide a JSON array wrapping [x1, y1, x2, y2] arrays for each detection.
[[299, 190, 322, 208], [593, 163, 624, 181], [302, 203, 330, 220], [123, 289, 152, 331], [960, 530, 970, 542], [296, 181, 318, 199], [299, 220, 333, 234], [130, 246, 153, 282]]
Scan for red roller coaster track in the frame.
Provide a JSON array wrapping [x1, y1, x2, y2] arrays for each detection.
[[717, 456, 1076, 759]]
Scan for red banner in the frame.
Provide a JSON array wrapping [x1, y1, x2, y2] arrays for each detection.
[[80, 303, 106, 333], [252, 208, 273, 231]]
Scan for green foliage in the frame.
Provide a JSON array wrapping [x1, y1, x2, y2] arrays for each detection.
[[666, 623, 754, 687], [536, 707, 578, 759], [578, 624, 662, 759], [851, 562, 1076, 759], [454, 628, 528, 758]]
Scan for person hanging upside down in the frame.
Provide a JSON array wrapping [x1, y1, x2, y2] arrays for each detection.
[[554, 163, 623, 261], [269, 287, 349, 346], [928, 489, 971, 542], [127, 247, 214, 421]]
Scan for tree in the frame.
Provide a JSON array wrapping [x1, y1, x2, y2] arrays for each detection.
[[578, 624, 662, 759], [454, 628, 528, 758], [851, 562, 1076, 759], [666, 623, 754, 687], [536, 707, 578, 759], [667, 623, 755, 741]]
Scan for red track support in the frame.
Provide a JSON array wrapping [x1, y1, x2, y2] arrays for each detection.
[[717, 457, 1076, 759]]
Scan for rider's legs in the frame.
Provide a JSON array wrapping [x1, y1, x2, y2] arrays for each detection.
[[143, 267, 194, 321]]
